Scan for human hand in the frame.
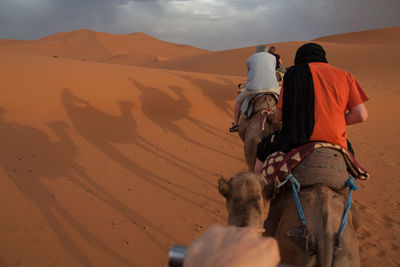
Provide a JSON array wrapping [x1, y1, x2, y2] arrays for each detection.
[[183, 225, 280, 267]]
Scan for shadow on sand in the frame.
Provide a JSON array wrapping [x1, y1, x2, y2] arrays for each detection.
[[129, 78, 241, 160], [171, 72, 236, 116], [60, 88, 225, 196], [0, 107, 133, 266], [1, 78, 242, 264]]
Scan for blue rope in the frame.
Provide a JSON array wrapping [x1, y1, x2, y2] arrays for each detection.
[[338, 177, 358, 234], [287, 174, 307, 226], [284, 175, 358, 236]]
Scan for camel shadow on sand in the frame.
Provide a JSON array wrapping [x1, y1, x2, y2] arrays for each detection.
[[1, 89, 223, 266], [60, 88, 226, 197], [60, 88, 227, 218], [171, 72, 236, 117], [0, 107, 133, 266], [129, 78, 241, 160]]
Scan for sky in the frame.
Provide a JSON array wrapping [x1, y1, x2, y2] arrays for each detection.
[[0, 0, 399, 51]]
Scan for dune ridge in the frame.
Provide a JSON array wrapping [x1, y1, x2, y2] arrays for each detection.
[[145, 27, 400, 78], [313, 26, 400, 44], [0, 29, 209, 64], [0, 39, 26, 46]]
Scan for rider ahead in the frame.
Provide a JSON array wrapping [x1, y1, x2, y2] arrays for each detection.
[[254, 43, 369, 173], [230, 45, 280, 132]]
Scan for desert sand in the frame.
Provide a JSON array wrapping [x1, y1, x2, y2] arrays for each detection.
[[0, 27, 399, 266]]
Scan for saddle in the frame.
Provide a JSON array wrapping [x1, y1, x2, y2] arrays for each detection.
[[262, 142, 369, 191], [240, 92, 279, 120]]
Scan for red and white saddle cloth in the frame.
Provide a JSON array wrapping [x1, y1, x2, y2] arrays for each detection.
[[262, 142, 369, 184]]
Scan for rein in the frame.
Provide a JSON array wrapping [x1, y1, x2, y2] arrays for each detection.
[[277, 173, 307, 226], [259, 93, 278, 132], [275, 173, 359, 252], [260, 109, 272, 131], [263, 143, 367, 254]]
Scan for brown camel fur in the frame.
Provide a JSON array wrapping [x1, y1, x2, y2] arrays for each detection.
[[219, 149, 361, 267], [218, 172, 275, 229], [265, 184, 360, 267], [238, 94, 281, 171]]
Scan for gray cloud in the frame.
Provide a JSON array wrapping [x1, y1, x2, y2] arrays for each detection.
[[0, 0, 399, 50]]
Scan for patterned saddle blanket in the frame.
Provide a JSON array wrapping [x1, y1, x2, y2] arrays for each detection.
[[262, 142, 369, 190]]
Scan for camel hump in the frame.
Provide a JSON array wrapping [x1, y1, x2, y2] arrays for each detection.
[[253, 93, 278, 112], [292, 148, 351, 190]]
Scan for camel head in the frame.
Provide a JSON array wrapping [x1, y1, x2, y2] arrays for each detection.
[[218, 172, 276, 229]]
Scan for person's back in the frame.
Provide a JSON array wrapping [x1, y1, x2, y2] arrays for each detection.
[[246, 52, 279, 91], [307, 62, 368, 148], [229, 45, 280, 132]]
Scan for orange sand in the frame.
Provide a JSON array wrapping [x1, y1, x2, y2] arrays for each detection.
[[0, 27, 399, 266]]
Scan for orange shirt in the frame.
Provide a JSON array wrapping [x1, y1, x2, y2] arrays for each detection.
[[277, 62, 369, 149]]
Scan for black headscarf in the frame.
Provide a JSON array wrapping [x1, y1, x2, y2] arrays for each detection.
[[279, 43, 328, 152]]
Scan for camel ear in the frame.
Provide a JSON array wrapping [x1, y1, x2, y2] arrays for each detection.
[[218, 178, 232, 198], [263, 182, 277, 200]]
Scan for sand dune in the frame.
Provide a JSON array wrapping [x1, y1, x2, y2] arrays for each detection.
[[102, 52, 160, 66], [0, 29, 208, 64], [313, 26, 400, 44], [148, 27, 400, 80], [147, 46, 257, 76], [1, 29, 112, 61], [0, 27, 399, 266], [0, 39, 26, 46], [96, 31, 209, 60]]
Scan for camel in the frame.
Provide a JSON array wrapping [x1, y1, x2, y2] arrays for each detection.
[[218, 148, 361, 267], [237, 93, 281, 171], [218, 172, 275, 229]]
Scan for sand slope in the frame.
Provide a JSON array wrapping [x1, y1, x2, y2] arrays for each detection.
[[0, 27, 399, 266], [101, 52, 160, 66], [0, 49, 243, 266]]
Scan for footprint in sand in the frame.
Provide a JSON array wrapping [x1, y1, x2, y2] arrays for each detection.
[[377, 250, 386, 257], [383, 214, 400, 227]]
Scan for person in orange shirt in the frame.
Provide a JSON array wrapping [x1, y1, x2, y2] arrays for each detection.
[[254, 43, 368, 173]]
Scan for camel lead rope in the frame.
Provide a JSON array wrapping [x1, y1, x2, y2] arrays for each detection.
[[334, 177, 358, 249], [338, 177, 358, 235], [281, 174, 307, 226], [282, 174, 316, 255]]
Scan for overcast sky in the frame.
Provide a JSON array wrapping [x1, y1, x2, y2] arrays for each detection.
[[0, 0, 399, 50]]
